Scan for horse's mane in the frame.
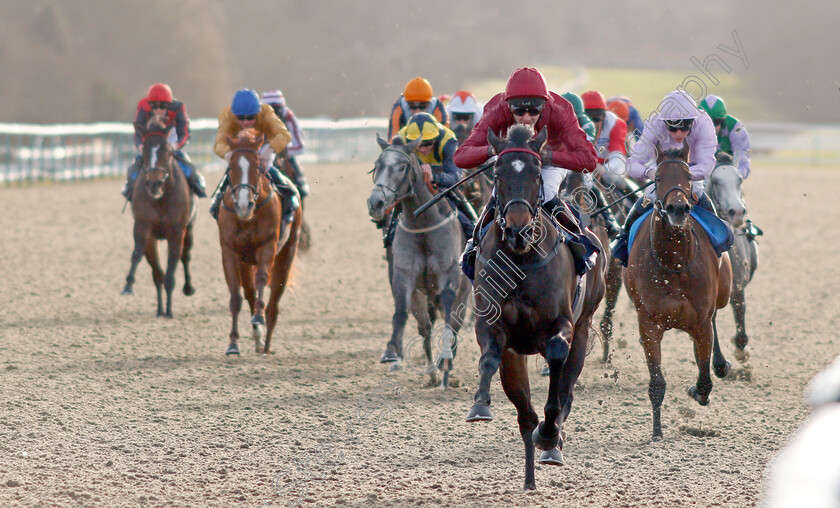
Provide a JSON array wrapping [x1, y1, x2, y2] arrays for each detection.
[[145, 116, 167, 132], [391, 137, 406, 146], [661, 148, 684, 159], [506, 124, 536, 147], [235, 127, 260, 144]]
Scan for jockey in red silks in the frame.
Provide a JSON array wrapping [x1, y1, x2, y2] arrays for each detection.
[[454, 67, 600, 278], [122, 83, 207, 201]]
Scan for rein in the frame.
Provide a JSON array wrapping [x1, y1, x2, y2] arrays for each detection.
[[650, 158, 697, 273], [223, 147, 274, 213], [398, 208, 458, 234], [372, 148, 417, 206]]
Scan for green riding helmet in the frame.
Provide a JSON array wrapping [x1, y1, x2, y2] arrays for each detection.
[[561, 92, 585, 117], [699, 95, 727, 119]]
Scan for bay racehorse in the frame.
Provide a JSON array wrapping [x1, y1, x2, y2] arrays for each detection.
[[465, 125, 606, 490], [122, 118, 196, 317], [217, 129, 301, 355], [706, 161, 758, 362], [366, 134, 470, 388], [623, 146, 733, 441]]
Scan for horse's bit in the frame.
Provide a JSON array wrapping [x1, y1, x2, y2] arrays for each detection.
[[371, 148, 417, 206], [494, 148, 544, 234], [654, 159, 693, 214]]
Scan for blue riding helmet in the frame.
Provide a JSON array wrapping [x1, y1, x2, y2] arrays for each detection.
[[231, 89, 261, 116]]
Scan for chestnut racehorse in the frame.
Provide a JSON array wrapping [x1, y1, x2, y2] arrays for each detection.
[[217, 129, 301, 355], [122, 119, 196, 317], [623, 146, 732, 441], [465, 125, 606, 490]]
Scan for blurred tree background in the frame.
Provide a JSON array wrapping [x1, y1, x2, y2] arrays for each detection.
[[0, 0, 836, 123]]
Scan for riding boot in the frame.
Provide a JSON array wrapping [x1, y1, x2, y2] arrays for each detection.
[[610, 196, 652, 266], [209, 173, 229, 220], [451, 190, 479, 222], [268, 165, 300, 225], [174, 150, 207, 198], [592, 187, 621, 237], [542, 195, 582, 236], [542, 196, 598, 275], [446, 195, 478, 240], [121, 155, 142, 201], [287, 156, 310, 198], [383, 204, 402, 249], [460, 195, 496, 280]]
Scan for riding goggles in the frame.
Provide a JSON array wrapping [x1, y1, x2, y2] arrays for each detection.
[[510, 105, 543, 117], [149, 101, 169, 110], [664, 119, 694, 132], [451, 112, 475, 122], [236, 114, 257, 121], [407, 102, 431, 111]]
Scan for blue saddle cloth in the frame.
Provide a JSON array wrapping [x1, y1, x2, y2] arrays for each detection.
[[628, 207, 734, 257]]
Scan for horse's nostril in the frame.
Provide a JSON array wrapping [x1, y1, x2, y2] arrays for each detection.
[[728, 209, 737, 217]]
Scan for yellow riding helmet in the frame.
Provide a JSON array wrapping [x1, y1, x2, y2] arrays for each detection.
[[404, 112, 441, 142], [403, 77, 434, 102]]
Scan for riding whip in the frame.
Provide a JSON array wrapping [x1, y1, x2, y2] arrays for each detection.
[[413, 157, 495, 217], [589, 180, 653, 218]]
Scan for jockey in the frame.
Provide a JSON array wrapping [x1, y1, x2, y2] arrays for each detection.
[[390, 113, 478, 244], [261, 90, 310, 197], [455, 67, 599, 278], [387, 77, 449, 140], [611, 89, 727, 265], [448, 90, 484, 146], [699, 94, 762, 239], [122, 83, 207, 201], [209, 89, 300, 224], [561, 92, 596, 143], [698, 95, 751, 179], [607, 96, 644, 142], [579, 90, 626, 237]]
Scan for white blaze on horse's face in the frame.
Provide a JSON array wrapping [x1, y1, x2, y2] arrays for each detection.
[[148, 147, 158, 169], [511, 159, 525, 173], [235, 155, 251, 212]]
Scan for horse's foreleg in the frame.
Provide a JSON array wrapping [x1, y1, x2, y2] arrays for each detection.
[[181, 222, 195, 296], [599, 257, 623, 364], [639, 316, 666, 441], [409, 291, 433, 377], [381, 274, 411, 364], [143, 239, 165, 317], [221, 249, 243, 355], [436, 286, 458, 388], [466, 334, 502, 422], [250, 246, 276, 328], [162, 229, 186, 318], [533, 321, 573, 452], [498, 350, 540, 490], [688, 320, 715, 407], [122, 225, 149, 296]]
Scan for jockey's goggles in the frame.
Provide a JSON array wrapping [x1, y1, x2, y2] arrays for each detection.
[[451, 112, 475, 122], [419, 139, 436, 148], [664, 119, 694, 132], [236, 114, 257, 121], [712, 117, 725, 127], [510, 105, 543, 117], [408, 101, 431, 111], [586, 109, 606, 122], [149, 101, 169, 110]]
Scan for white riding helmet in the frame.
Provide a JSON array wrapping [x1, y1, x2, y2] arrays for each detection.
[[448, 90, 483, 120], [659, 90, 701, 121]]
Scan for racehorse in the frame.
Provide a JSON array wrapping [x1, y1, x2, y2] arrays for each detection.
[[121, 118, 196, 317], [217, 129, 302, 355], [706, 161, 758, 362], [623, 145, 733, 441], [274, 152, 312, 252], [465, 125, 606, 490], [366, 134, 470, 388]]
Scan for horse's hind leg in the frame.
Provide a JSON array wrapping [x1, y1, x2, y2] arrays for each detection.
[[181, 221, 196, 296], [711, 311, 731, 378], [639, 315, 667, 441], [687, 321, 715, 406], [599, 257, 623, 364], [498, 350, 539, 491], [262, 238, 297, 355], [436, 287, 459, 389], [730, 287, 749, 362]]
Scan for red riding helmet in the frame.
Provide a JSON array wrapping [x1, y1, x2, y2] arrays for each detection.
[[147, 83, 173, 103], [504, 68, 550, 101], [582, 91, 607, 111]]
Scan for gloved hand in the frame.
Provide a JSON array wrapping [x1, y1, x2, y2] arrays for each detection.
[[224, 151, 232, 163]]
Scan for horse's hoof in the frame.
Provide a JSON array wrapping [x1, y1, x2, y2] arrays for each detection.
[[225, 344, 240, 356], [734, 348, 749, 363], [380, 349, 400, 363], [537, 448, 565, 466], [121, 287, 134, 296], [251, 315, 265, 326], [466, 404, 493, 422], [523, 481, 536, 491], [540, 365, 550, 377], [439, 370, 450, 390], [532, 422, 560, 451], [714, 360, 731, 379], [183, 285, 195, 296], [652, 434, 663, 443], [687, 386, 710, 406]]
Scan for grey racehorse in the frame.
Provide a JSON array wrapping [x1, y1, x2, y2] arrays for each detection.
[[706, 162, 759, 362], [366, 134, 471, 388]]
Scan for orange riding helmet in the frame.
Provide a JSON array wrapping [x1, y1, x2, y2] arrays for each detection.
[[404, 78, 434, 103]]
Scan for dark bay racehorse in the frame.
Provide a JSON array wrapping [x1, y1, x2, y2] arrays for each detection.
[[707, 162, 758, 362], [624, 146, 733, 441], [217, 129, 302, 355], [465, 125, 606, 490], [122, 119, 196, 317], [367, 134, 470, 388]]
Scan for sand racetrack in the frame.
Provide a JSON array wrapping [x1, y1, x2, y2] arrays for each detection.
[[0, 162, 838, 507]]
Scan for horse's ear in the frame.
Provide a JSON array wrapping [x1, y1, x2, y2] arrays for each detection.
[[487, 129, 503, 154], [376, 133, 390, 151], [679, 142, 690, 161], [531, 126, 548, 152], [406, 136, 422, 153]]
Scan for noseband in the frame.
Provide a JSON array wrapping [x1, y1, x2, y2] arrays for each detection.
[[372, 148, 418, 205], [226, 147, 273, 211]]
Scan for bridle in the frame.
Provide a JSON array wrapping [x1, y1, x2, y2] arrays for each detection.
[[494, 148, 544, 234], [141, 132, 172, 184], [371, 148, 418, 208], [653, 158, 692, 215], [651, 158, 696, 273], [225, 147, 273, 211]]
